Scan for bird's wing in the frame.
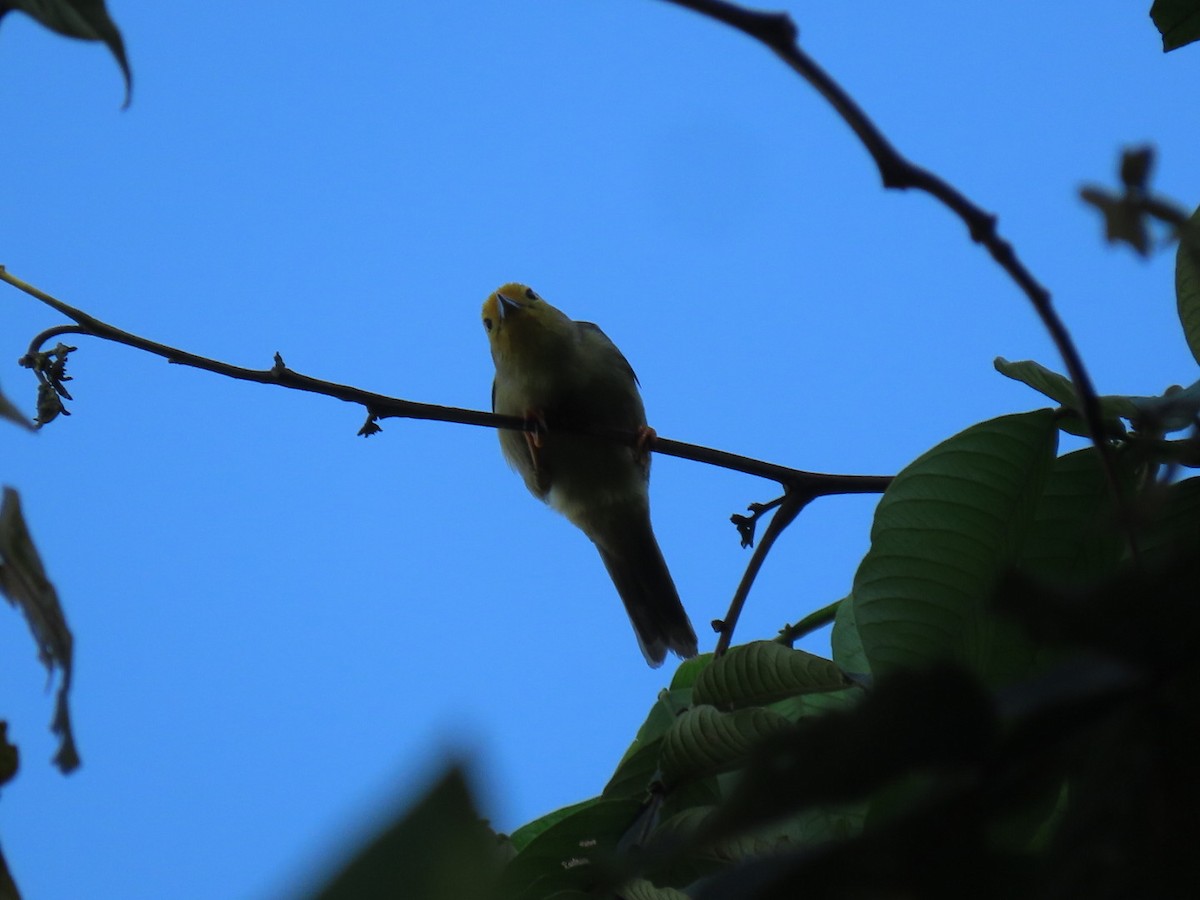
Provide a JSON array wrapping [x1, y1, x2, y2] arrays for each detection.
[[577, 321, 640, 387]]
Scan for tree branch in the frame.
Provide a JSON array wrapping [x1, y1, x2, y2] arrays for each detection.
[[656, 0, 1114, 461], [1, 266, 892, 499]]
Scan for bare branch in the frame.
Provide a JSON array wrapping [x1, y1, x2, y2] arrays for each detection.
[[656, 0, 1115, 466], [2, 267, 893, 498], [713, 487, 809, 655]]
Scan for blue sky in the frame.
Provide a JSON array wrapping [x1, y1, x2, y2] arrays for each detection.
[[2, 2, 1197, 897]]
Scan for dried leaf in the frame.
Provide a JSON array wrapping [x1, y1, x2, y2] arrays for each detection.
[[0, 488, 80, 773]]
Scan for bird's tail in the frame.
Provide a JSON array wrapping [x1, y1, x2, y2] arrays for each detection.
[[594, 521, 698, 668]]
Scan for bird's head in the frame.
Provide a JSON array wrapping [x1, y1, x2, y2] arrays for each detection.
[[482, 283, 573, 365]]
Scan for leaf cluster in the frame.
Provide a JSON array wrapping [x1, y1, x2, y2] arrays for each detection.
[[317, 402, 1200, 897]]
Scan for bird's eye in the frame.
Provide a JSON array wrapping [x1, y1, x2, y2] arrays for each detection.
[[525, 288, 538, 301], [483, 317, 494, 332]]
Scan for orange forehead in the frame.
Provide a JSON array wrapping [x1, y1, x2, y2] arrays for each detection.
[[482, 282, 537, 325]]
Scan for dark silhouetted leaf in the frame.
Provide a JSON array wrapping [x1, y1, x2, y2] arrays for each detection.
[[1151, 0, 1200, 51], [1120, 145, 1154, 190], [1130, 476, 1200, 573], [1176, 206, 1200, 365], [1080, 186, 1150, 255], [0, 0, 131, 104], [701, 666, 996, 844], [316, 766, 498, 900], [0, 383, 34, 431], [0, 487, 78, 772]]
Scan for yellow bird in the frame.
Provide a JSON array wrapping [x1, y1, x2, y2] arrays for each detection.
[[482, 283, 698, 667]]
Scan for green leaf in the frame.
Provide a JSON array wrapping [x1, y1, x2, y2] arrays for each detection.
[[0, 487, 78, 772], [646, 801, 863, 883], [691, 642, 849, 710], [497, 797, 645, 899], [993, 358, 1076, 407], [605, 670, 707, 801], [1135, 476, 1200, 572], [1175, 206, 1200, 366], [608, 680, 694, 785], [659, 705, 792, 787], [316, 766, 499, 900], [767, 687, 862, 725], [699, 666, 996, 845], [668, 652, 713, 690], [1015, 448, 1128, 583], [1128, 380, 1200, 434], [1151, 0, 1200, 51], [509, 798, 604, 854], [852, 411, 1058, 685], [603, 738, 663, 801], [993, 358, 1137, 435], [830, 593, 869, 675], [0, 0, 131, 104]]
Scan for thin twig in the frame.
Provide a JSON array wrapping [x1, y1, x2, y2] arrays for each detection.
[[713, 488, 809, 656], [656, 0, 1113, 462], [778, 597, 842, 645]]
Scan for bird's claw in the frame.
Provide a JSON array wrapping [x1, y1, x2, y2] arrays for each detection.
[[635, 425, 657, 464], [524, 410, 548, 471]]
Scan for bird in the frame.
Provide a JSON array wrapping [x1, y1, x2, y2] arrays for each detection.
[[482, 282, 698, 667]]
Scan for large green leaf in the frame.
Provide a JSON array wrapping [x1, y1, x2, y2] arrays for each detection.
[[1175, 205, 1200, 366], [852, 411, 1058, 685], [659, 705, 792, 787], [830, 593, 868, 675], [1015, 448, 1127, 583], [315, 766, 498, 900], [496, 796, 645, 899], [508, 798, 604, 854], [693, 666, 996, 850], [645, 801, 863, 886], [691, 642, 849, 710], [1135, 476, 1200, 572], [0, 0, 131, 103], [604, 671, 698, 799]]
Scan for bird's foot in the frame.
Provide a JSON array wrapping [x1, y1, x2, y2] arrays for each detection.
[[635, 425, 657, 464], [524, 410, 549, 471]]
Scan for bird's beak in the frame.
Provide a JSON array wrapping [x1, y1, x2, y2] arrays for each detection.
[[495, 291, 521, 323]]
